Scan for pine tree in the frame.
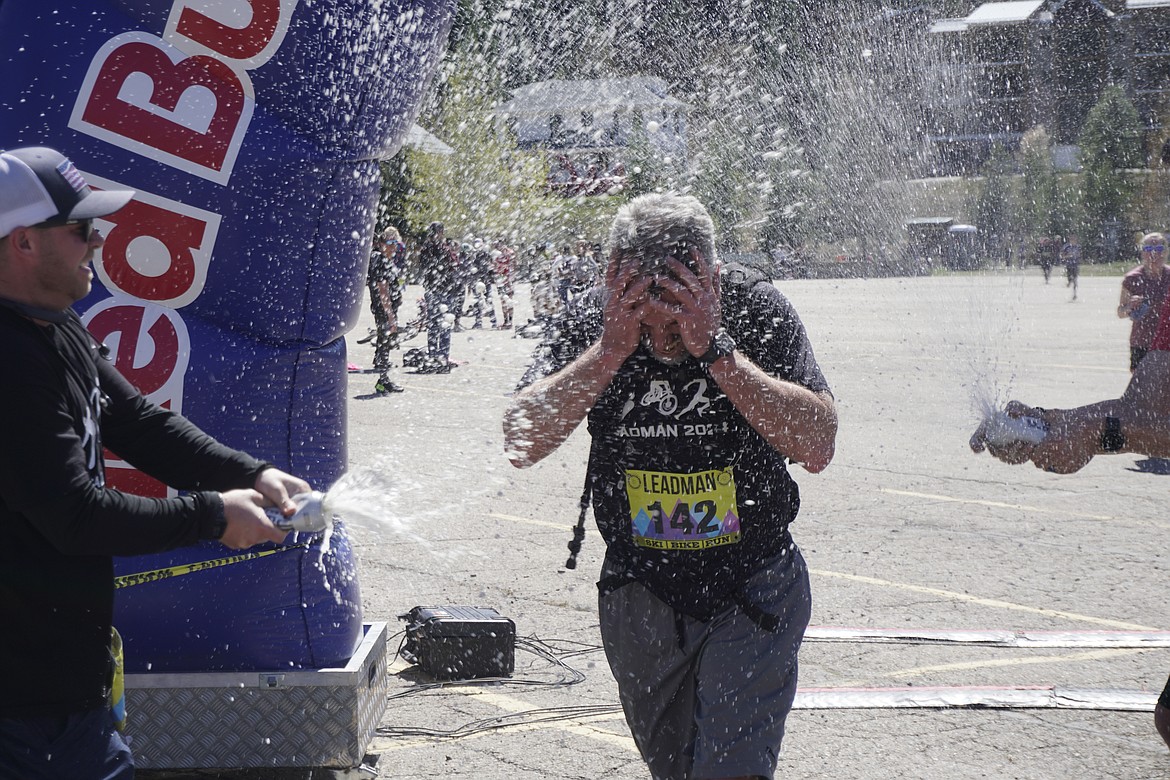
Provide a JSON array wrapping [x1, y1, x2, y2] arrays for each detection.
[[1078, 85, 1143, 262], [1017, 126, 1057, 246]]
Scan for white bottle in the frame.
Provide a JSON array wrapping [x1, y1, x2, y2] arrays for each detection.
[[265, 491, 329, 533], [982, 411, 1048, 448]]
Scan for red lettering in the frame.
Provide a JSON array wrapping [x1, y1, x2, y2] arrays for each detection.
[[87, 306, 181, 396], [81, 40, 246, 174], [97, 198, 203, 303], [176, 0, 282, 60], [105, 464, 169, 499]]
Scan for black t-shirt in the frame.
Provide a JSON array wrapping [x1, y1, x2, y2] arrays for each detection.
[[421, 239, 457, 295], [517, 276, 830, 619]]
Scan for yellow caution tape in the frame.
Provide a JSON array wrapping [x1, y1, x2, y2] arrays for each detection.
[[114, 544, 307, 589]]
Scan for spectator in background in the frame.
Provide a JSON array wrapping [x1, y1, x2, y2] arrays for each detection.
[[1118, 232, 1170, 372], [552, 244, 575, 307], [1061, 233, 1081, 300], [418, 223, 457, 374], [563, 239, 599, 305], [368, 227, 406, 394], [452, 239, 471, 333], [470, 238, 497, 330], [518, 248, 560, 338], [493, 238, 515, 330]]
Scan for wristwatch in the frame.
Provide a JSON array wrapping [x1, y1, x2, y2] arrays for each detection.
[[1100, 416, 1126, 453], [698, 328, 736, 365]]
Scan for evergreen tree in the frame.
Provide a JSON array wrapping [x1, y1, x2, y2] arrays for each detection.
[[402, 58, 545, 244], [1017, 125, 1057, 247], [1078, 84, 1143, 261], [375, 152, 415, 240], [784, 7, 932, 271], [1079, 84, 1144, 170]]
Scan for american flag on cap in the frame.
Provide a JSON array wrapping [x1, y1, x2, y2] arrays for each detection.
[[56, 158, 87, 194]]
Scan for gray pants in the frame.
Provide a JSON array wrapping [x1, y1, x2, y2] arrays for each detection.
[[599, 544, 811, 780]]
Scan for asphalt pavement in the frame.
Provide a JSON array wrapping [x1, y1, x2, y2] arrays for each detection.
[[155, 270, 1170, 780]]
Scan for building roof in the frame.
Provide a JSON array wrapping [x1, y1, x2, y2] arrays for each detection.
[[401, 124, 454, 156], [930, 17, 970, 33], [1127, 0, 1170, 8], [965, 1, 1045, 25], [496, 77, 688, 117]]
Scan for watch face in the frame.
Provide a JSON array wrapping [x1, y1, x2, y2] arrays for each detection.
[[714, 329, 736, 356], [699, 329, 736, 364]]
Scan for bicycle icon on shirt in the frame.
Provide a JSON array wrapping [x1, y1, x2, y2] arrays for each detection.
[[641, 380, 678, 416]]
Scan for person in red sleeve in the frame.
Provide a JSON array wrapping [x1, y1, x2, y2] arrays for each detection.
[[1118, 232, 1170, 372]]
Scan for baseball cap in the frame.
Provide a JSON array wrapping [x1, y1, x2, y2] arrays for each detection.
[[0, 147, 135, 237]]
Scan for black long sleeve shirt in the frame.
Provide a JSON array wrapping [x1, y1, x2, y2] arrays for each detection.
[[0, 307, 267, 717]]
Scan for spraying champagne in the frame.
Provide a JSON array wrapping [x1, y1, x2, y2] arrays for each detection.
[[981, 410, 1048, 448], [265, 491, 330, 533]]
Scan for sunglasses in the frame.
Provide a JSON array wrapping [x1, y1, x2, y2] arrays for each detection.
[[33, 218, 94, 242], [1142, 244, 1166, 253]]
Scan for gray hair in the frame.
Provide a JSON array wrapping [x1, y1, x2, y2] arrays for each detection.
[[607, 192, 717, 272]]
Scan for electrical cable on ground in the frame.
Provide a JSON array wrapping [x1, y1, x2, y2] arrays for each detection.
[[379, 632, 614, 737]]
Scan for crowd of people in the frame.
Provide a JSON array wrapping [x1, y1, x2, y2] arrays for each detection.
[[360, 226, 608, 394]]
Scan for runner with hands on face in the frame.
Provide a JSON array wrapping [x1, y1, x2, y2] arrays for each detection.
[[504, 192, 836, 780]]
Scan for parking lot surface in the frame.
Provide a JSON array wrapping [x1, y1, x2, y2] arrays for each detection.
[[157, 271, 1170, 780]]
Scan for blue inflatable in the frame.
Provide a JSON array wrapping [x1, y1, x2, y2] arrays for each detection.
[[0, 0, 454, 671]]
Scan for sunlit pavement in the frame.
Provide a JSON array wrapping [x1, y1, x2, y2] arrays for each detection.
[[216, 272, 1170, 779]]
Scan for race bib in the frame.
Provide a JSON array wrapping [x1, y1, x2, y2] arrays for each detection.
[[625, 467, 740, 550]]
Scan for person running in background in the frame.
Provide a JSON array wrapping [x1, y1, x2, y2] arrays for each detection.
[[1038, 234, 1059, 283], [1118, 232, 1170, 372]]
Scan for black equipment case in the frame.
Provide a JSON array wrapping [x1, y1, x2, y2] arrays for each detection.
[[400, 605, 516, 680]]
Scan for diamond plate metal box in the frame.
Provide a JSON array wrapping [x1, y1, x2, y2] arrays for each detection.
[[124, 621, 389, 770]]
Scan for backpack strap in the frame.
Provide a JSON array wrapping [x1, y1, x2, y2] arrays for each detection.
[[564, 480, 591, 570], [718, 261, 769, 354]]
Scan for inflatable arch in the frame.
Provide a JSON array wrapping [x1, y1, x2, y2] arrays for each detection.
[[0, 0, 454, 671]]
